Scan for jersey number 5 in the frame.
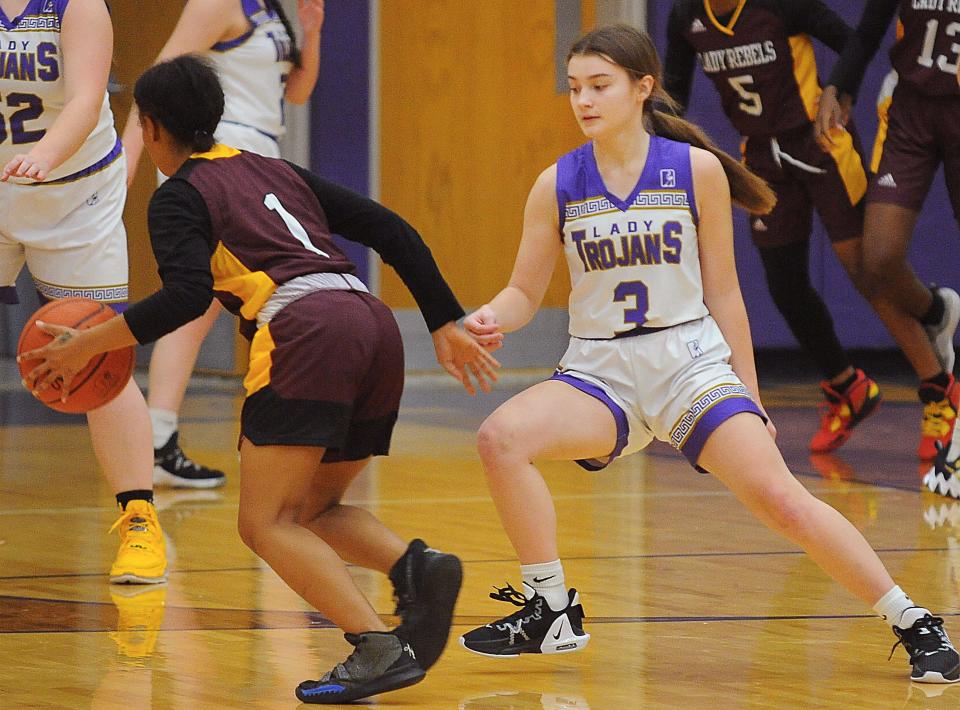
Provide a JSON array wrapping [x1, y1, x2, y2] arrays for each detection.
[[264, 193, 330, 257], [728, 75, 763, 117]]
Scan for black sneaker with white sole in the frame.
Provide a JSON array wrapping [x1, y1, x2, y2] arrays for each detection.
[[389, 538, 463, 670], [459, 582, 589, 657], [154, 431, 226, 489], [295, 631, 425, 704], [892, 610, 960, 683]]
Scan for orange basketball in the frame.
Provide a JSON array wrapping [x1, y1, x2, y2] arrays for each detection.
[[17, 297, 135, 414]]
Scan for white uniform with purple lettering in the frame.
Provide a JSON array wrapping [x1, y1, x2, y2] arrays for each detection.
[[553, 135, 763, 470], [0, 0, 128, 308], [206, 0, 294, 158]]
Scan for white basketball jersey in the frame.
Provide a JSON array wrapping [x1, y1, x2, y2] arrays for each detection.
[[207, 0, 294, 142], [0, 0, 118, 183], [556, 136, 707, 339]]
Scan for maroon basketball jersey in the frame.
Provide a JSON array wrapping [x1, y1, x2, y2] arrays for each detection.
[[180, 145, 356, 321], [668, 0, 849, 137], [891, 0, 960, 96]]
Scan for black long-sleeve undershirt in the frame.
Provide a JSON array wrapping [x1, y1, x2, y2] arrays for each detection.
[[825, 0, 899, 100], [124, 164, 464, 345]]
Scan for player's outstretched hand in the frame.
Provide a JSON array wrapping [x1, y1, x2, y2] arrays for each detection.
[[814, 86, 851, 150], [432, 322, 500, 396], [1, 153, 50, 182], [463, 304, 504, 352], [17, 322, 90, 401]]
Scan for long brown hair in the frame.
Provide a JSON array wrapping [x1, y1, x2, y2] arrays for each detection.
[[265, 0, 302, 68], [568, 25, 776, 215]]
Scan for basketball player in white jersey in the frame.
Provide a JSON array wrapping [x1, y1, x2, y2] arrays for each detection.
[[0, 0, 165, 584], [120, 0, 324, 489], [459, 24, 960, 684]]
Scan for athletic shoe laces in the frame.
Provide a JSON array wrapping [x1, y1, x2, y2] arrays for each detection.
[[890, 615, 954, 662]]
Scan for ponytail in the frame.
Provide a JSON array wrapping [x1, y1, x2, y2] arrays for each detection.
[[265, 0, 302, 68], [646, 100, 776, 215]]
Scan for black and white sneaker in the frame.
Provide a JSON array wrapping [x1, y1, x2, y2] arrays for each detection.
[[389, 538, 463, 670], [154, 431, 226, 489], [926, 286, 960, 374], [892, 610, 960, 683], [459, 583, 590, 657], [295, 631, 425, 704], [923, 442, 960, 500]]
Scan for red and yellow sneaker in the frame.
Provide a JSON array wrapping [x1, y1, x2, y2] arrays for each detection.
[[810, 369, 882, 453], [919, 376, 960, 461]]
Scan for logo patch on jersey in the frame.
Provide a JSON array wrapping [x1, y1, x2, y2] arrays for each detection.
[[85, 192, 100, 207], [687, 339, 704, 359], [42, 0, 53, 12], [660, 169, 676, 188], [877, 173, 898, 189], [752, 219, 768, 232], [690, 18, 707, 33]]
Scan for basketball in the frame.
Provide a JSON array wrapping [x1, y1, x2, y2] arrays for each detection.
[[16, 297, 135, 414]]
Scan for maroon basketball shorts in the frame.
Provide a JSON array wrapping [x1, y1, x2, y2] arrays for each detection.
[[241, 289, 404, 462], [869, 82, 960, 217], [742, 124, 868, 248]]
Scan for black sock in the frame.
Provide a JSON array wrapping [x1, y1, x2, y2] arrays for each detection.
[[116, 489, 154, 510], [921, 288, 945, 326], [831, 370, 858, 393], [919, 372, 952, 401]]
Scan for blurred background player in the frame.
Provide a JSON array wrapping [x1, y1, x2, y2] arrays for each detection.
[[120, 0, 324, 489], [23, 55, 500, 704], [817, 0, 960, 464], [459, 24, 960, 685], [664, 0, 881, 454], [1, 0, 165, 584]]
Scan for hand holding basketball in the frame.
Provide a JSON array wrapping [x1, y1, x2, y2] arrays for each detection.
[[16, 297, 135, 414]]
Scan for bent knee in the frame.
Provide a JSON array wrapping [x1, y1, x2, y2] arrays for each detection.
[[477, 413, 527, 467], [759, 489, 818, 538]]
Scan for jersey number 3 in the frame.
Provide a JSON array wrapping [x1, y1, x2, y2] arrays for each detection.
[[264, 193, 330, 257], [614, 280, 649, 327]]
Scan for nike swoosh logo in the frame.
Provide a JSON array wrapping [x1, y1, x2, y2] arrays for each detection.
[[553, 623, 565, 640], [532, 575, 555, 583]]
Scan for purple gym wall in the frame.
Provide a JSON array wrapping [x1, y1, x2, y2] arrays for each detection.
[[309, 0, 371, 281], [648, 0, 956, 349]]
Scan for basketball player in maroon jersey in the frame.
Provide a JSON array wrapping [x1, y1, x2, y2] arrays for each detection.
[[665, 0, 883, 454], [818, 0, 960, 473], [22, 55, 500, 704]]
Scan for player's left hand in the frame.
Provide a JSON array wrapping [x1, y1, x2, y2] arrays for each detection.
[[17, 322, 91, 400], [432, 322, 501, 396], [1, 153, 50, 182], [298, 0, 324, 34]]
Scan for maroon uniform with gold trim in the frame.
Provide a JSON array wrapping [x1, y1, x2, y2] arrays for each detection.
[[665, 0, 868, 247], [829, 0, 960, 214], [125, 145, 464, 461]]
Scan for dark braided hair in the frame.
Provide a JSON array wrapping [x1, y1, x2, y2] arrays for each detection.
[[134, 55, 224, 152], [264, 0, 302, 68]]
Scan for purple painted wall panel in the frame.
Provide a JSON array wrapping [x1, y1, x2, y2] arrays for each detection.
[[309, 0, 370, 281], [648, 1, 957, 349]]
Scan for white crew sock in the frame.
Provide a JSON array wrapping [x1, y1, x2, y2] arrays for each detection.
[[149, 408, 178, 450], [521, 560, 568, 612], [873, 585, 926, 629]]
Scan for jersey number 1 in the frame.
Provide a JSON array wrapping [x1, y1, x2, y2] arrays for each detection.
[[264, 193, 330, 257]]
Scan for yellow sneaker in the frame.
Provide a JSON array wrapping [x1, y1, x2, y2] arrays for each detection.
[[109, 585, 167, 661], [109, 500, 168, 584]]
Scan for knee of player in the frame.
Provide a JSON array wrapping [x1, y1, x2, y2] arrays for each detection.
[[477, 413, 525, 466], [758, 488, 818, 539]]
